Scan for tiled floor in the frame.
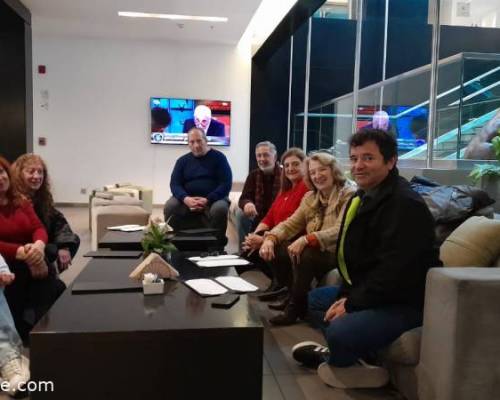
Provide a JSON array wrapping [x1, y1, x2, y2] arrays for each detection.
[[38, 206, 402, 400]]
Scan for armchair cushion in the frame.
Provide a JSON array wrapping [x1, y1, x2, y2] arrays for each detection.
[[381, 327, 421, 366], [440, 216, 500, 267], [92, 196, 143, 207], [93, 191, 114, 200], [418, 268, 500, 400]]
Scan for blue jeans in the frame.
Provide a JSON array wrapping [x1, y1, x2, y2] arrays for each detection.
[[234, 208, 254, 250], [0, 289, 22, 368], [308, 286, 423, 367]]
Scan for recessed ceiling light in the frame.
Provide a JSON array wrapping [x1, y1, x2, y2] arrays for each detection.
[[118, 11, 228, 23]]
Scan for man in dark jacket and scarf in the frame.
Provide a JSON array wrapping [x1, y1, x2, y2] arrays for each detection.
[[235, 141, 281, 247], [292, 129, 441, 389]]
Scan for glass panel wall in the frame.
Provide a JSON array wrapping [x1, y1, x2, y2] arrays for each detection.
[[436, 0, 500, 171], [306, 0, 357, 156], [357, 0, 433, 166], [274, 0, 500, 175]]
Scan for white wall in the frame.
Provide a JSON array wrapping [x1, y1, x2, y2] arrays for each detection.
[[440, 0, 500, 28], [32, 35, 251, 204]]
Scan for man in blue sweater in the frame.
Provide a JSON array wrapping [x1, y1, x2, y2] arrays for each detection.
[[164, 127, 233, 245]]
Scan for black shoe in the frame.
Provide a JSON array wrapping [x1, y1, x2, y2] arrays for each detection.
[[292, 341, 330, 368], [268, 296, 289, 311], [257, 286, 288, 301], [269, 304, 304, 326]]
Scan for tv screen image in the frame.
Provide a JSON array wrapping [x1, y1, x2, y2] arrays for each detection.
[[150, 97, 231, 146]]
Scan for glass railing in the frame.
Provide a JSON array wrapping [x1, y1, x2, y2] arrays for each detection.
[[294, 52, 500, 164]]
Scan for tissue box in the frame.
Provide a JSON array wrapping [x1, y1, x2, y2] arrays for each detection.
[[143, 279, 164, 295]]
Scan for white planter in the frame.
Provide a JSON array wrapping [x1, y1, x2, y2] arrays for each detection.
[[143, 279, 164, 295]]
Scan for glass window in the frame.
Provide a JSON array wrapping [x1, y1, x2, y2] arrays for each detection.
[[303, 0, 357, 157], [435, 0, 500, 171]]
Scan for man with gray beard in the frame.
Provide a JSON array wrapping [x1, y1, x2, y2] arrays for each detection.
[[236, 142, 282, 248]]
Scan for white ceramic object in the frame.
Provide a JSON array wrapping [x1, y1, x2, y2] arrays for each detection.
[[143, 279, 164, 295]]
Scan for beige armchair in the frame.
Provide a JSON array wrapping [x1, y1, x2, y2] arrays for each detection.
[[90, 195, 150, 251], [105, 183, 153, 214], [89, 184, 153, 229], [381, 216, 500, 400]]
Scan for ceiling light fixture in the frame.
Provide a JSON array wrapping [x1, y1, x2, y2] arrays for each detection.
[[118, 11, 228, 23]]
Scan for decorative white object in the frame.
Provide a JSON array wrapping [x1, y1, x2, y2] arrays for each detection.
[[142, 274, 165, 295]]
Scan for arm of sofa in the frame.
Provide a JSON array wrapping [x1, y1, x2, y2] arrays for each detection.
[[418, 267, 500, 400]]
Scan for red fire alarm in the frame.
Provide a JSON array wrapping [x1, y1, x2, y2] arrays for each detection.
[[38, 65, 46, 74]]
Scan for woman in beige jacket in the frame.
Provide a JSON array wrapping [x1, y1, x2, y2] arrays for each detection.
[[259, 152, 355, 325]]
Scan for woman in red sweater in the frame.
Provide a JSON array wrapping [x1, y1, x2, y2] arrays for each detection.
[[241, 148, 309, 279], [0, 156, 65, 341]]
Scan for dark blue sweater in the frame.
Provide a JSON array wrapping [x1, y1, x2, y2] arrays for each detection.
[[170, 149, 232, 204]]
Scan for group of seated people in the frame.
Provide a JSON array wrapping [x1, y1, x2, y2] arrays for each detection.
[[0, 126, 442, 394], [0, 154, 79, 396], [165, 126, 441, 389]]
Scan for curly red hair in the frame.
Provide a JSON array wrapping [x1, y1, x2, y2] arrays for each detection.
[[11, 154, 55, 224], [0, 156, 23, 207]]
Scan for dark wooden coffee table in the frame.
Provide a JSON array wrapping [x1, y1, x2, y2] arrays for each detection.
[[30, 253, 263, 399]]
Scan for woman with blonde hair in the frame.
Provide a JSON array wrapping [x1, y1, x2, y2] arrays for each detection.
[[12, 154, 80, 272], [259, 151, 355, 325]]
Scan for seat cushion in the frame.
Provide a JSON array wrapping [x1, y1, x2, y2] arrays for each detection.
[[440, 216, 500, 267], [228, 191, 242, 226], [92, 196, 143, 207], [381, 327, 422, 366]]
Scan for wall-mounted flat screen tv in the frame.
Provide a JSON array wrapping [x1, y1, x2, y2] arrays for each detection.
[[150, 97, 231, 146]]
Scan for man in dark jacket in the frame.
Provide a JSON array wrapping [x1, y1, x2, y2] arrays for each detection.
[[236, 141, 281, 247], [292, 129, 441, 389]]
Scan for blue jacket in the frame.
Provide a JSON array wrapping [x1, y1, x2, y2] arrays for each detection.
[[170, 149, 232, 204]]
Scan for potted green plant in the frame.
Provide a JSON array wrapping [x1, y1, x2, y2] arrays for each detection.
[[141, 222, 176, 258], [469, 136, 500, 211]]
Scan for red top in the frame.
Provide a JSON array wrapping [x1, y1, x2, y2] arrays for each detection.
[[261, 180, 310, 229], [0, 201, 48, 262]]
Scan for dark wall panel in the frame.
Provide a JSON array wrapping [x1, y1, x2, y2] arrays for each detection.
[[309, 19, 356, 107], [249, 39, 291, 170], [0, 0, 31, 162]]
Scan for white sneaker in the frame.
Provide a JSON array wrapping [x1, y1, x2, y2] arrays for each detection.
[[0, 355, 30, 395], [317, 359, 389, 389], [292, 341, 330, 368]]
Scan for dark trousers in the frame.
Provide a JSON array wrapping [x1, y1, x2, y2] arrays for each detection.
[[4, 260, 66, 341], [163, 196, 229, 244], [271, 243, 336, 313], [308, 286, 423, 367]]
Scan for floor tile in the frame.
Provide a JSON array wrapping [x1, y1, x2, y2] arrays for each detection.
[[263, 375, 285, 400]]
